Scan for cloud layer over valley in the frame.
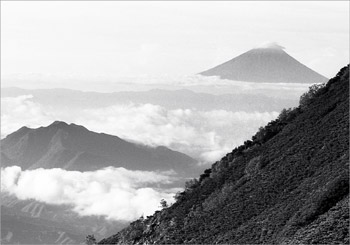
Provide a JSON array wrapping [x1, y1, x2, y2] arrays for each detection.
[[1, 166, 177, 221], [79, 104, 279, 161], [1, 95, 279, 162]]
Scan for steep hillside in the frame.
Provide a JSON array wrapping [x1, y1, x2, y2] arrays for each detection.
[[200, 44, 328, 84], [100, 65, 349, 244], [1, 122, 198, 175]]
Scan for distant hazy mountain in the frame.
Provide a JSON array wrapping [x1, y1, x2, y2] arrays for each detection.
[[1, 121, 198, 175], [200, 43, 328, 83], [1, 87, 298, 112]]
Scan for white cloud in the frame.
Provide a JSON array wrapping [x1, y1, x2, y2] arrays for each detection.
[[1, 95, 54, 138], [1, 166, 176, 221], [255, 41, 285, 50], [75, 104, 279, 162]]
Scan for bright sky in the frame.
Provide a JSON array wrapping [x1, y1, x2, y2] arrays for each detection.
[[1, 1, 349, 85]]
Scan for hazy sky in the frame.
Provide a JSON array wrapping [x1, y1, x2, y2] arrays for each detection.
[[1, 1, 349, 86]]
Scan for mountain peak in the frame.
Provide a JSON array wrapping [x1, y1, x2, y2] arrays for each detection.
[[1, 121, 198, 173], [48, 121, 90, 132], [200, 44, 328, 83], [18, 126, 30, 131], [50, 121, 69, 127], [254, 41, 286, 50]]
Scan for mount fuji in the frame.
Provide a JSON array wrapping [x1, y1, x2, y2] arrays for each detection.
[[200, 42, 328, 84]]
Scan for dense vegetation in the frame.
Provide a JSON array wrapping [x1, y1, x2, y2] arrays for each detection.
[[99, 65, 349, 244]]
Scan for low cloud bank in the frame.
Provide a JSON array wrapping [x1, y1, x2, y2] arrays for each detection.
[[1, 95, 54, 138], [1, 166, 177, 221], [1, 95, 279, 162], [78, 104, 279, 162]]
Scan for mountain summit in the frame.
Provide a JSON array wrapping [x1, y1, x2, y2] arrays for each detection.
[[200, 43, 328, 84]]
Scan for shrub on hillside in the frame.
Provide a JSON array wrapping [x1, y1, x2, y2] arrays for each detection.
[[85, 235, 97, 245], [299, 83, 326, 109], [292, 175, 349, 227]]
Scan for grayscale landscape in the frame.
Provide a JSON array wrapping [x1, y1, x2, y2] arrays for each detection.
[[1, 1, 349, 244]]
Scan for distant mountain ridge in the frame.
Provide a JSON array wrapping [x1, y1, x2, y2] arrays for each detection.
[[1, 122, 199, 244], [1, 121, 198, 175], [100, 66, 349, 244], [1, 87, 298, 113], [200, 44, 328, 83]]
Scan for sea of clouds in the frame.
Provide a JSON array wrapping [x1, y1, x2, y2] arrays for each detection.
[[1, 74, 311, 222], [1, 166, 178, 221], [1, 95, 279, 162]]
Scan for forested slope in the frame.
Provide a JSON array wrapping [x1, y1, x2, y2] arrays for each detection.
[[100, 65, 349, 244]]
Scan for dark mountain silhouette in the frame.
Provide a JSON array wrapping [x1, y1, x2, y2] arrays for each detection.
[[1, 121, 198, 175], [200, 43, 328, 84], [99, 65, 349, 244]]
